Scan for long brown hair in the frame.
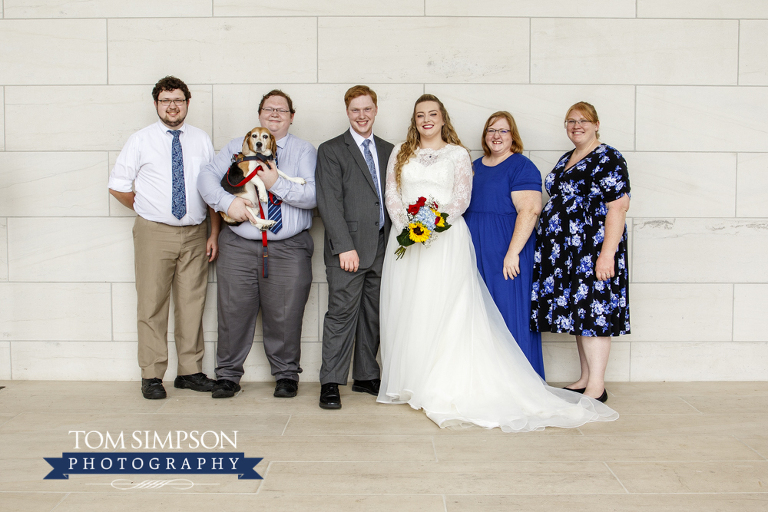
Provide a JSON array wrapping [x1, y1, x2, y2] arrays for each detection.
[[481, 111, 524, 156], [394, 94, 465, 189]]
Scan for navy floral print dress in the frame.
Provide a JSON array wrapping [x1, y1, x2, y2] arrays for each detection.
[[530, 144, 631, 337]]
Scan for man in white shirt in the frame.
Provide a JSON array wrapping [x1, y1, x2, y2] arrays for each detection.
[[109, 76, 220, 399]]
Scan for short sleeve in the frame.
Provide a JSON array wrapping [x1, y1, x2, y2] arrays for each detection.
[[509, 154, 543, 193], [595, 146, 630, 203]]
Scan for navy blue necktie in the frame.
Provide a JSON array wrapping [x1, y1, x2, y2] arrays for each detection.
[[168, 130, 186, 220], [268, 153, 282, 233], [363, 139, 384, 229]]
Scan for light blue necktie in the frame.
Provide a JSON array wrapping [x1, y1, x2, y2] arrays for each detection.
[[363, 139, 384, 229], [168, 130, 186, 220], [267, 153, 282, 233]]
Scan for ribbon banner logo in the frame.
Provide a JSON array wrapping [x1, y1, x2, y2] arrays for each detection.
[[44, 453, 263, 480]]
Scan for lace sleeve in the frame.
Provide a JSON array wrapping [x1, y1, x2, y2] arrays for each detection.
[[443, 147, 473, 221], [385, 143, 408, 233]]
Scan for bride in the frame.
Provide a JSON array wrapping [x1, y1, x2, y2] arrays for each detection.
[[377, 94, 618, 431]]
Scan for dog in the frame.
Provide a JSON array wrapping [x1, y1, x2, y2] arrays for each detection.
[[219, 127, 305, 229]]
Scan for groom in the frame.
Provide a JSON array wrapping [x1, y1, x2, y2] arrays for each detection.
[[315, 85, 394, 409]]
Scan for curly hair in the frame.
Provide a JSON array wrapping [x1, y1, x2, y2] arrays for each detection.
[[152, 76, 191, 102], [394, 94, 466, 189]]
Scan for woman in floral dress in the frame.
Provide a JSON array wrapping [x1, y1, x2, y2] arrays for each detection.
[[531, 102, 631, 403]]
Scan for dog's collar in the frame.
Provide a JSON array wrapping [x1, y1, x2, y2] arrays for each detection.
[[232, 152, 273, 164]]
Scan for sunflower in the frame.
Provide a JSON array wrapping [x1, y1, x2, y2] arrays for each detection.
[[408, 222, 431, 243]]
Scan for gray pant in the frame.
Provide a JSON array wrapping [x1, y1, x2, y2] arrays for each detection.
[[320, 230, 385, 385], [215, 225, 313, 383]]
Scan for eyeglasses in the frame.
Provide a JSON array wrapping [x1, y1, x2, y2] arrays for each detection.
[[565, 119, 593, 128], [261, 108, 291, 115], [486, 128, 510, 135], [158, 99, 187, 106]]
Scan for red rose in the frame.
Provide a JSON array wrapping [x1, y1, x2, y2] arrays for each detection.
[[407, 197, 427, 216]]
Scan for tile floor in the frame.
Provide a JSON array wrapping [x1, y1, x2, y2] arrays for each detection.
[[1, 381, 767, 511]]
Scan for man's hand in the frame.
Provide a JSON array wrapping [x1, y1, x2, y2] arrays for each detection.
[[339, 250, 359, 272], [109, 189, 135, 211], [226, 197, 258, 224], [257, 160, 279, 189], [206, 234, 219, 262]]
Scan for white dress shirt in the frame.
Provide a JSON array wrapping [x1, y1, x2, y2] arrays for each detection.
[[109, 120, 215, 226], [349, 127, 384, 224]]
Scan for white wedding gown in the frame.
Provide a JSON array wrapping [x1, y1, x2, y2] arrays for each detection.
[[377, 143, 618, 432]]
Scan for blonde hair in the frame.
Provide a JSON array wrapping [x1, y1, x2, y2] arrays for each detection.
[[394, 94, 466, 189], [565, 101, 600, 139], [481, 111, 524, 156]]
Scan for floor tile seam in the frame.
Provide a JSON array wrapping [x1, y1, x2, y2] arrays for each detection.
[[254, 460, 273, 495], [601, 461, 631, 493], [280, 415, 291, 436], [596, 458, 768, 464], [727, 436, 768, 461], [8, 490, 768, 497], [676, 396, 704, 413], [439, 491, 768, 496], [424, 458, 768, 463], [0, 413, 21, 428], [48, 491, 70, 512]]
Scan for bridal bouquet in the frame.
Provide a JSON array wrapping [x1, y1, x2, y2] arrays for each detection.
[[394, 196, 451, 260]]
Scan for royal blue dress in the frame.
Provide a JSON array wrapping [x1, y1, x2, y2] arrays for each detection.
[[465, 153, 545, 378]]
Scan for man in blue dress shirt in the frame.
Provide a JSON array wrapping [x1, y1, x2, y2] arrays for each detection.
[[198, 90, 317, 399]]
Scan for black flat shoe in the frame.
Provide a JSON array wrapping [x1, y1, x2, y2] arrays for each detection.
[[563, 386, 586, 394], [319, 383, 341, 409], [597, 389, 608, 403], [274, 378, 298, 398], [174, 372, 216, 392], [141, 378, 166, 400], [351, 379, 381, 396], [211, 379, 241, 399]]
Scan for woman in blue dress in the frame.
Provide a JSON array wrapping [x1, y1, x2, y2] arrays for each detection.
[[530, 102, 631, 403], [465, 111, 545, 378]]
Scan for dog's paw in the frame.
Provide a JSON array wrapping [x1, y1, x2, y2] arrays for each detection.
[[295, 178, 306, 185], [249, 219, 276, 229], [257, 192, 269, 203]]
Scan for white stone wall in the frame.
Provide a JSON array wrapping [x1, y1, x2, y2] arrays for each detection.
[[0, 1, 766, 382]]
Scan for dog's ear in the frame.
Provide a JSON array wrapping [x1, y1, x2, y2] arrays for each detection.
[[243, 130, 253, 153], [268, 132, 277, 157]]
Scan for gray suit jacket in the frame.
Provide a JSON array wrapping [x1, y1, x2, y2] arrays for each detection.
[[316, 130, 394, 269]]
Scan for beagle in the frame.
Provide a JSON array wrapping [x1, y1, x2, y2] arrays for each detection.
[[219, 127, 305, 228]]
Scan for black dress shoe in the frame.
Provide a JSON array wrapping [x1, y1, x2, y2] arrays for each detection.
[[351, 379, 381, 396], [174, 372, 216, 392], [319, 383, 341, 409], [596, 389, 608, 403], [563, 386, 586, 394], [141, 378, 166, 400], [211, 379, 241, 399], [274, 378, 298, 398]]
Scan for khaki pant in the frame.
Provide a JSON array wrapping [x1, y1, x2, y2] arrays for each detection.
[[133, 216, 208, 379]]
